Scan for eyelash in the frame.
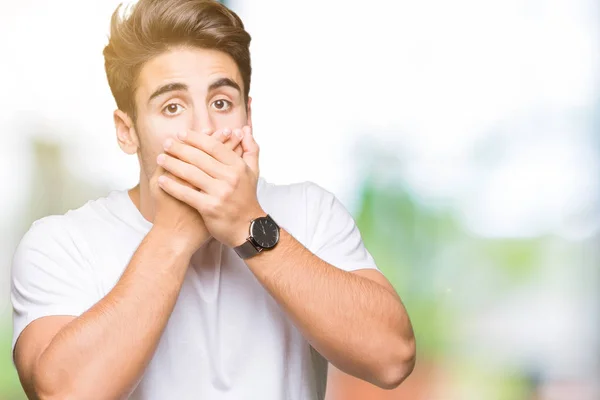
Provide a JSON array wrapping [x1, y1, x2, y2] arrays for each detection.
[[162, 102, 185, 117], [211, 99, 232, 112], [161, 99, 233, 117]]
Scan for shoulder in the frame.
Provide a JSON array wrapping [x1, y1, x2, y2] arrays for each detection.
[[257, 177, 331, 207], [257, 178, 322, 244], [257, 177, 345, 245], [13, 191, 122, 266], [12, 214, 85, 290], [16, 214, 75, 256]]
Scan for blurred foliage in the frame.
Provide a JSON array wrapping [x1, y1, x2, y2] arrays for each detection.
[[477, 239, 545, 282], [20, 137, 109, 240], [0, 314, 25, 399], [353, 174, 548, 362], [355, 179, 459, 359]]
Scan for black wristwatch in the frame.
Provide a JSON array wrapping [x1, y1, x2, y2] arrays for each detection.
[[233, 214, 280, 259]]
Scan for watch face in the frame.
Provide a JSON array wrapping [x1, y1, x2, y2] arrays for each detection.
[[250, 217, 280, 249]]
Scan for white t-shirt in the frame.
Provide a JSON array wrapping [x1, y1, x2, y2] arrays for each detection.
[[11, 177, 378, 400]]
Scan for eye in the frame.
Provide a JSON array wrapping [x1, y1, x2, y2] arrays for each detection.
[[211, 99, 232, 112], [162, 103, 185, 116]]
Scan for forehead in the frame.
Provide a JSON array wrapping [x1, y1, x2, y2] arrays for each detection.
[[136, 46, 244, 95]]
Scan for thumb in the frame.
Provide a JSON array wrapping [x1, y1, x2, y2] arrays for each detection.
[[241, 125, 259, 176]]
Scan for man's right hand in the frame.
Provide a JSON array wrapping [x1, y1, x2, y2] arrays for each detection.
[[150, 128, 244, 255]]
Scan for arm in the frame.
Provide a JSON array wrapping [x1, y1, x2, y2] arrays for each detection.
[[155, 126, 415, 389], [15, 227, 194, 400], [244, 228, 415, 389], [13, 129, 243, 400]]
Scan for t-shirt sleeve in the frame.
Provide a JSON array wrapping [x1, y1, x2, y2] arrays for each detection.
[[304, 182, 378, 272], [11, 215, 97, 353]]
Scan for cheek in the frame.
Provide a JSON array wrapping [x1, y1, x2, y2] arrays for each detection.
[[212, 108, 248, 130], [136, 121, 180, 164], [140, 115, 187, 149]]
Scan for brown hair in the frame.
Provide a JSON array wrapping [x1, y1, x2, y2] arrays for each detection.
[[103, 0, 252, 118]]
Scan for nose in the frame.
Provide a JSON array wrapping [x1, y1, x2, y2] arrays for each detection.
[[191, 106, 215, 134]]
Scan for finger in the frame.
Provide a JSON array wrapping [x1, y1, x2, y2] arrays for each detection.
[[230, 128, 245, 157], [150, 164, 166, 186], [241, 125, 259, 176], [212, 128, 232, 143], [157, 153, 217, 194], [177, 130, 239, 166], [158, 173, 209, 212], [163, 170, 193, 192], [164, 137, 227, 180], [217, 128, 243, 157], [214, 128, 242, 157], [153, 165, 194, 201], [225, 127, 244, 151], [233, 143, 243, 157]]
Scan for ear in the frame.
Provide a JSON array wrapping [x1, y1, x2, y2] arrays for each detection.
[[114, 109, 139, 155], [246, 96, 253, 128]]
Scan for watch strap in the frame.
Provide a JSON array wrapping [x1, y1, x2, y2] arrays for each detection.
[[265, 214, 278, 228], [234, 237, 262, 259]]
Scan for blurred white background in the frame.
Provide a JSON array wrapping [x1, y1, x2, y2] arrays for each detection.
[[0, 0, 598, 398]]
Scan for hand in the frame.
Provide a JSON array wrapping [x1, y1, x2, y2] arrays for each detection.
[[157, 125, 263, 248], [150, 164, 206, 255], [152, 127, 246, 253], [209, 127, 244, 158]]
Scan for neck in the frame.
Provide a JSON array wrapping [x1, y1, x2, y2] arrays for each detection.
[[128, 173, 155, 224]]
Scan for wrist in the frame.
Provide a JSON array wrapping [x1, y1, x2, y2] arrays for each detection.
[[148, 226, 204, 259], [231, 208, 267, 248]]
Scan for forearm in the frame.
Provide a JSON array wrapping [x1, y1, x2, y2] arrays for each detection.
[[33, 227, 192, 400], [246, 229, 415, 389]]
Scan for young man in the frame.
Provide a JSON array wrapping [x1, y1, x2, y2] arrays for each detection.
[[10, 1, 415, 399]]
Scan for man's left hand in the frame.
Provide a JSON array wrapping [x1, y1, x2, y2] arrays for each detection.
[[157, 125, 265, 248]]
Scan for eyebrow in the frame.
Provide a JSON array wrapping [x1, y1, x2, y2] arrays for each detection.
[[148, 82, 188, 104], [208, 77, 241, 94], [147, 78, 242, 105]]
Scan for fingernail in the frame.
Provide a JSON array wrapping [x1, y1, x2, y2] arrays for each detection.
[[243, 126, 252, 136], [201, 128, 211, 136], [223, 128, 232, 136], [158, 175, 168, 186], [163, 139, 172, 149], [177, 131, 187, 140], [234, 128, 244, 139], [157, 154, 166, 165]]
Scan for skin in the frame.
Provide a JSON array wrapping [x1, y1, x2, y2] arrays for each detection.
[[13, 46, 415, 399]]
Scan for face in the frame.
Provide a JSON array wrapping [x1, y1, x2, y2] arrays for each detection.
[[114, 46, 251, 179]]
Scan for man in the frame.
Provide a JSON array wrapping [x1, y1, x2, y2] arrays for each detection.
[[10, 0, 415, 399]]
